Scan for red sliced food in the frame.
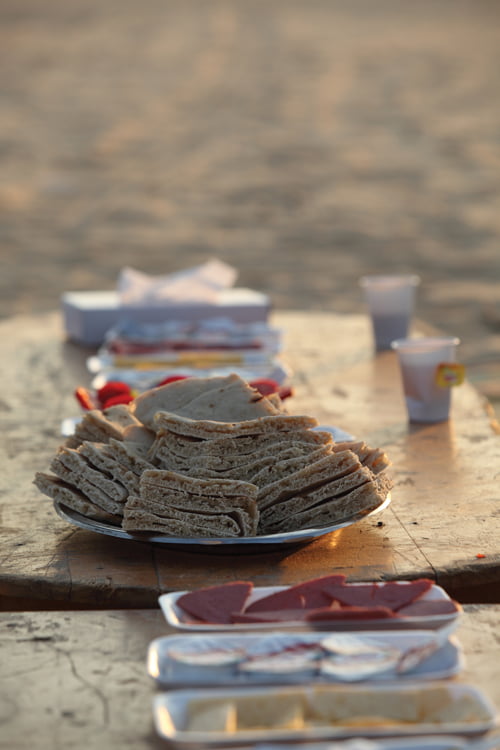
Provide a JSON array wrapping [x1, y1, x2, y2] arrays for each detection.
[[371, 580, 434, 611], [306, 605, 399, 621], [97, 380, 132, 403], [396, 599, 460, 617], [101, 392, 135, 408], [231, 609, 310, 624], [155, 375, 190, 387], [244, 574, 347, 614], [322, 578, 434, 612], [245, 589, 305, 614], [249, 378, 280, 396], [320, 583, 375, 607], [74, 386, 97, 411], [296, 574, 347, 608], [238, 602, 399, 623], [176, 581, 253, 624], [243, 589, 305, 614]]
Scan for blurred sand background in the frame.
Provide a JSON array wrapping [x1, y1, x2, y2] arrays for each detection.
[[1, 0, 500, 406]]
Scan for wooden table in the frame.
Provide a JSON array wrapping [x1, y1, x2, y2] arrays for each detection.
[[0, 605, 499, 750], [1, 310, 499, 610]]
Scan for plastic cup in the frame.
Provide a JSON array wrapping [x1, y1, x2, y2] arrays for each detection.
[[391, 337, 461, 423], [360, 275, 420, 351]]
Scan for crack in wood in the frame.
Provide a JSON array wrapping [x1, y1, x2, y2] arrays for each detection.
[[55, 645, 110, 726], [387, 506, 437, 580]]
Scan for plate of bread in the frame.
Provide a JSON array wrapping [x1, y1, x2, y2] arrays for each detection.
[[35, 373, 393, 550]]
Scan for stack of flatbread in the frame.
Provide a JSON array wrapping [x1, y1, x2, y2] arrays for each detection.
[[34, 373, 392, 537], [34, 415, 157, 523]]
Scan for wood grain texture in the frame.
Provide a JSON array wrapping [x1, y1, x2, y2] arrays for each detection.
[[0, 610, 167, 750], [0, 311, 499, 609], [0, 606, 499, 749]]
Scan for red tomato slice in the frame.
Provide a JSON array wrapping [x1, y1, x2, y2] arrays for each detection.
[[74, 387, 97, 411], [97, 381, 132, 404], [155, 375, 191, 387], [249, 378, 280, 396]]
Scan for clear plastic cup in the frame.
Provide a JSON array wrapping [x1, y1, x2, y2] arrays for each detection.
[[360, 275, 420, 351], [391, 336, 461, 423]]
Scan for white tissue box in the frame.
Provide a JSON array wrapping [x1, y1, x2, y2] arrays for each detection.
[[62, 289, 272, 346]]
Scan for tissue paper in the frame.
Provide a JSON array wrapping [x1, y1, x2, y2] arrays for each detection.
[[117, 260, 238, 305]]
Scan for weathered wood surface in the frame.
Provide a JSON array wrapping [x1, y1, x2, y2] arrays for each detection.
[[0, 311, 499, 609], [0, 606, 499, 750]]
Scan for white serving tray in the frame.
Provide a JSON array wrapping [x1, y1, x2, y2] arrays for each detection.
[[147, 629, 463, 687], [152, 682, 498, 747], [158, 581, 461, 633], [252, 738, 492, 750]]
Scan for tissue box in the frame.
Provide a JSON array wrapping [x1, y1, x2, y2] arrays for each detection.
[[62, 289, 272, 346]]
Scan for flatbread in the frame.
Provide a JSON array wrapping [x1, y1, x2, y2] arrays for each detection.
[[69, 406, 139, 447], [76, 439, 154, 497], [105, 438, 155, 475], [154, 412, 319, 439], [259, 464, 374, 533], [242, 446, 334, 486], [270, 475, 390, 532], [121, 424, 156, 456], [156, 439, 332, 475], [167, 445, 331, 483], [130, 489, 259, 535], [78, 441, 133, 491], [150, 429, 332, 462], [54, 446, 128, 502], [49, 455, 126, 516], [140, 469, 258, 501], [132, 375, 238, 427], [33, 472, 121, 524], [34, 371, 393, 540], [127, 467, 260, 536], [256, 451, 362, 510], [102, 403, 141, 427], [132, 373, 282, 428], [333, 441, 391, 474], [123, 496, 246, 537]]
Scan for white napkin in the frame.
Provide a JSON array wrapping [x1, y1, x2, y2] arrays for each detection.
[[117, 259, 238, 306]]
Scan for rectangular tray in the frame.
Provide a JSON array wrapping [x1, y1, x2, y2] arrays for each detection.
[[159, 581, 461, 633], [153, 682, 497, 747], [251, 739, 479, 750], [147, 630, 462, 687]]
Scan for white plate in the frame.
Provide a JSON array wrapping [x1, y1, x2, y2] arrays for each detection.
[[158, 581, 461, 633], [53, 493, 390, 553], [152, 682, 497, 747], [147, 630, 463, 687], [53, 423, 386, 551], [313, 425, 356, 442]]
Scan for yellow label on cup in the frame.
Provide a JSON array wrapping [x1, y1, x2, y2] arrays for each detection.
[[435, 362, 465, 388]]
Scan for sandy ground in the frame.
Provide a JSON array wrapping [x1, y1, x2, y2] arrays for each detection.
[[1, 0, 500, 404]]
